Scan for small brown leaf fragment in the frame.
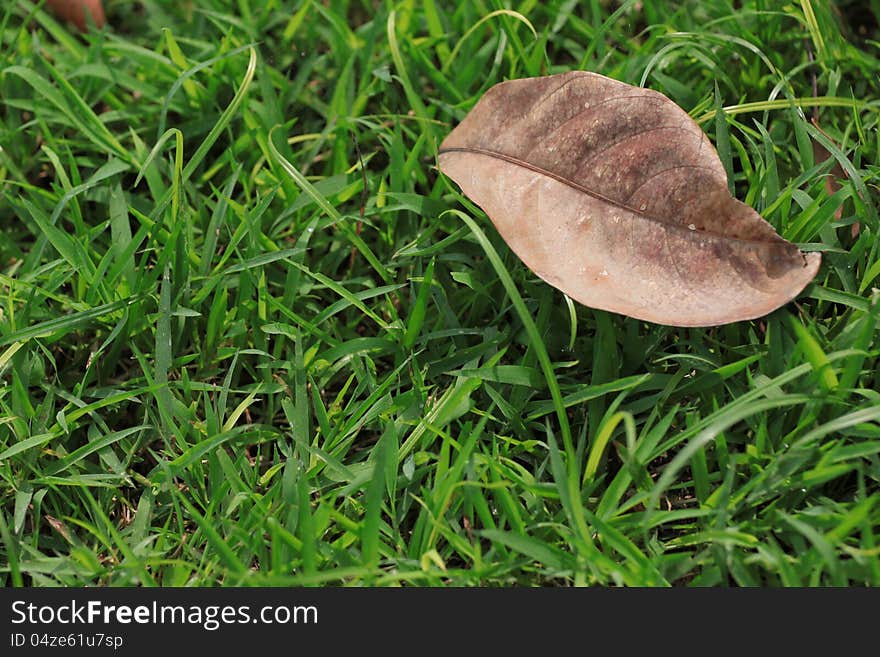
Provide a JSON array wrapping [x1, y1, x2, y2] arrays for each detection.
[[810, 117, 851, 232], [45, 0, 105, 31], [45, 514, 73, 544], [438, 72, 820, 327]]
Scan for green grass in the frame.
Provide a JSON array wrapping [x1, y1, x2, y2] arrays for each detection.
[[1, 0, 879, 586]]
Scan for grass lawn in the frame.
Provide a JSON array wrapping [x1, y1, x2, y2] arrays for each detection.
[[1, 0, 879, 586]]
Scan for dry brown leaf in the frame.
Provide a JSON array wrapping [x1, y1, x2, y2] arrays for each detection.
[[438, 72, 821, 326], [45, 0, 105, 31]]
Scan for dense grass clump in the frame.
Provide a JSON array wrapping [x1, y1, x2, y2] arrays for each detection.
[[1, 0, 879, 586]]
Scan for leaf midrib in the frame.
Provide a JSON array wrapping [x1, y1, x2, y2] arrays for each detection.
[[438, 146, 794, 249]]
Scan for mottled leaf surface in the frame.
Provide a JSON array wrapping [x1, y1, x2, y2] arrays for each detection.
[[439, 71, 820, 326]]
